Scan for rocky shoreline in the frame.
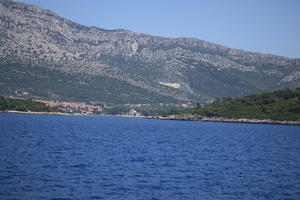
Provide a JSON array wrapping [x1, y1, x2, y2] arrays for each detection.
[[2, 111, 300, 125], [146, 114, 300, 125]]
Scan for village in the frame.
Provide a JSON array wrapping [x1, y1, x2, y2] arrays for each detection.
[[35, 99, 192, 116]]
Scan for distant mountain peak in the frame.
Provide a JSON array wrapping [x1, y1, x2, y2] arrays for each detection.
[[0, 0, 299, 103]]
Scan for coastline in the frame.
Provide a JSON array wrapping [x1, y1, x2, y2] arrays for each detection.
[[0, 110, 144, 118], [2, 111, 299, 125], [146, 114, 300, 125], [0, 110, 79, 116]]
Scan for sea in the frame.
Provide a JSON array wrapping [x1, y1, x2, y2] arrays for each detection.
[[0, 113, 299, 200]]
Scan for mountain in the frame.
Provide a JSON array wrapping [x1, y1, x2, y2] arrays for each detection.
[[0, 0, 299, 104]]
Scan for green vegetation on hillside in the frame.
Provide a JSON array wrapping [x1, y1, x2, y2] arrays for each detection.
[[0, 64, 180, 104], [0, 96, 62, 112], [177, 88, 300, 121]]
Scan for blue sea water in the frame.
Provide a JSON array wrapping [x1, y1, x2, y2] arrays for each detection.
[[0, 113, 299, 200]]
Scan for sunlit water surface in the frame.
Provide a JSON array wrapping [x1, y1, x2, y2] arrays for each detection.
[[0, 113, 299, 200]]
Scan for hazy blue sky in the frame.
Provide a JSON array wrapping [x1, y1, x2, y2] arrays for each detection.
[[19, 0, 300, 58]]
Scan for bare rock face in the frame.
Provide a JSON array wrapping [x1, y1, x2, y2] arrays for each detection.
[[0, 0, 299, 103]]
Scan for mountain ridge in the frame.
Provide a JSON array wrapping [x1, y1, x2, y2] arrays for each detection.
[[0, 0, 299, 103], [2, 0, 299, 60]]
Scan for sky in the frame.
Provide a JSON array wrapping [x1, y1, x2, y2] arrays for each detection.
[[19, 0, 300, 58]]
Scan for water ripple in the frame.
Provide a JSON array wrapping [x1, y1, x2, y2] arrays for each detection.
[[0, 113, 300, 200]]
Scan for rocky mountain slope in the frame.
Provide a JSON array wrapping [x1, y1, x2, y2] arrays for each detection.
[[0, 0, 299, 103]]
